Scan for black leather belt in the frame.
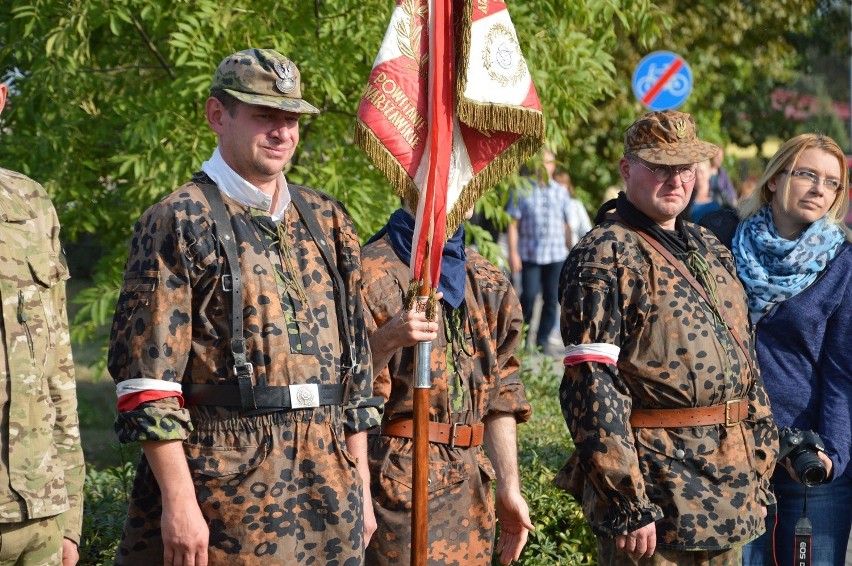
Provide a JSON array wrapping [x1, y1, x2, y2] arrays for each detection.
[[184, 383, 345, 410]]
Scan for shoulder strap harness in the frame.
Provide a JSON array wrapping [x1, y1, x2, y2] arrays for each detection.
[[187, 177, 355, 413]]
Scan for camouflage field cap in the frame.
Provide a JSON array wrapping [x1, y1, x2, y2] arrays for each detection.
[[624, 110, 718, 165], [210, 48, 320, 114]]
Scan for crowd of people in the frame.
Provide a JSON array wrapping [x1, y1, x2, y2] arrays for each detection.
[[1, 47, 850, 566]]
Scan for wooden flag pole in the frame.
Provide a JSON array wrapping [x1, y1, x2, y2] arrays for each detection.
[[412, 0, 451, 563]]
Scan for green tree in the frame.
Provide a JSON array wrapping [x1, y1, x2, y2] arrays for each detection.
[[0, 0, 665, 339], [560, 0, 825, 206]]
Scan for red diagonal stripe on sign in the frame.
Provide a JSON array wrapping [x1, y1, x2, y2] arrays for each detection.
[[641, 57, 683, 105]]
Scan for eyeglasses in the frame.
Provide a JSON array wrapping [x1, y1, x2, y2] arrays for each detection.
[[631, 159, 697, 184], [783, 169, 846, 193]]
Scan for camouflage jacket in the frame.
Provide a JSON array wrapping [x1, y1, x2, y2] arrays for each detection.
[[108, 177, 382, 439], [554, 219, 778, 550], [0, 168, 85, 543], [361, 237, 531, 564], [362, 237, 531, 426]]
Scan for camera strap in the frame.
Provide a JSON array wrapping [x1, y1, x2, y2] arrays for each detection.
[[792, 489, 812, 566]]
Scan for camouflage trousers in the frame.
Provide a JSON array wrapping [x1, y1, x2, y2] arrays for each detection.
[[365, 435, 496, 566], [596, 538, 743, 566], [115, 408, 365, 566], [0, 515, 64, 566]]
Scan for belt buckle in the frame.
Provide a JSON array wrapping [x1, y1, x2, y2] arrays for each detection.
[[289, 384, 320, 409], [448, 422, 461, 449], [725, 399, 743, 426]]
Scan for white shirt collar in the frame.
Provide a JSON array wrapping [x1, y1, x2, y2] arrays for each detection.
[[200, 147, 290, 221]]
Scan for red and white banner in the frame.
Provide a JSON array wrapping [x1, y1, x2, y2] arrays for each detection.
[[355, 0, 544, 287]]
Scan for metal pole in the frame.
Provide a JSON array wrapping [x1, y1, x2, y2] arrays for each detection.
[[411, 301, 432, 566]]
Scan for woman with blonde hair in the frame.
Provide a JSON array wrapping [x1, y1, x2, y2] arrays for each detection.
[[735, 133, 851, 566]]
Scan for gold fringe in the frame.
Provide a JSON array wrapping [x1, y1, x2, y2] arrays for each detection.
[[445, 134, 543, 234], [442, 0, 544, 234], [353, 121, 421, 210]]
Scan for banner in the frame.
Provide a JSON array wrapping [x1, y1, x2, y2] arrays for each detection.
[[355, 0, 544, 286]]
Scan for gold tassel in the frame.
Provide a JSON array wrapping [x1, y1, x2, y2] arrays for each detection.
[[403, 279, 421, 312], [403, 281, 439, 322]]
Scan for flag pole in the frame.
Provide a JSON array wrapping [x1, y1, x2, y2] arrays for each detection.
[[412, 0, 451, 562], [353, 0, 544, 560]]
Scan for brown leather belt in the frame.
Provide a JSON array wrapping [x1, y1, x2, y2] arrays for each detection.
[[376, 419, 484, 449], [629, 399, 748, 428]]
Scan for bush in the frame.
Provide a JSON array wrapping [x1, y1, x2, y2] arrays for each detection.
[[79, 463, 134, 565], [499, 351, 597, 565]]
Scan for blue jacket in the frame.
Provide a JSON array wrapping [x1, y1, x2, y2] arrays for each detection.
[[754, 242, 852, 480]]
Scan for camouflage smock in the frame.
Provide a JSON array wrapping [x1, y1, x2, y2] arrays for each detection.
[[554, 219, 777, 550], [361, 236, 531, 565], [108, 177, 382, 565], [0, 168, 85, 543]]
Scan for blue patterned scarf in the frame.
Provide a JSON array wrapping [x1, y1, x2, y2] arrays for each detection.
[[732, 205, 845, 320], [367, 209, 467, 309]]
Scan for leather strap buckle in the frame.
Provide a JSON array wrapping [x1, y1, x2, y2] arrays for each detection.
[[726, 398, 745, 426], [448, 422, 461, 450], [289, 384, 320, 409]]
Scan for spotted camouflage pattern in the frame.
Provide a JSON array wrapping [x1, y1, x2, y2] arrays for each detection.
[[554, 219, 778, 550], [361, 237, 531, 565], [624, 110, 718, 166], [108, 177, 381, 564], [0, 168, 85, 544], [211, 48, 320, 114]]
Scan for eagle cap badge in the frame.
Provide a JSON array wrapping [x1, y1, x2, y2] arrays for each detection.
[[274, 60, 297, 94], [675, 119, 687, 139]]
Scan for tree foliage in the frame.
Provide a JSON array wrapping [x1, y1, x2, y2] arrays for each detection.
[[557, 0, 832, 205], [0, 0, 844, 335], [0, 0, 665, 339]]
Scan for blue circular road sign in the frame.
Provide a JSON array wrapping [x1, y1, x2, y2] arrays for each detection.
[[632, 51, 693, 111]]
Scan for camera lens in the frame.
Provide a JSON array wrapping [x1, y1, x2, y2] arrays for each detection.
[[793, 452, 828, 487]]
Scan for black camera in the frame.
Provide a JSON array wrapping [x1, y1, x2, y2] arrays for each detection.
[[777, 427, 828, 487]]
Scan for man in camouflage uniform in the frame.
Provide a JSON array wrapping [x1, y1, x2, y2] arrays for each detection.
[[0, 82, 85, 565], [554, 110, 778, 565], [361, 207, 533, 565], [108, 49, 382, 565]]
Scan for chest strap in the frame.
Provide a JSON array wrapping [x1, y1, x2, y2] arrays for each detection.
[[198, 181, 256, 411]]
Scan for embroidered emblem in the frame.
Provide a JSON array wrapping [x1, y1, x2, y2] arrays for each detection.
[[483, 23, 526, 87], [396, 0, 428, 74], [274, 60, 297, 94], [675, 119, 687, 139]]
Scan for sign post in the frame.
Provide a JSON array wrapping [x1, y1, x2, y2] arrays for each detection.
[[632, 51, 693, 111]]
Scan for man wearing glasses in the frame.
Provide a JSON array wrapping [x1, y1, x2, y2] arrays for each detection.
[[554, 110, 778, 565]]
